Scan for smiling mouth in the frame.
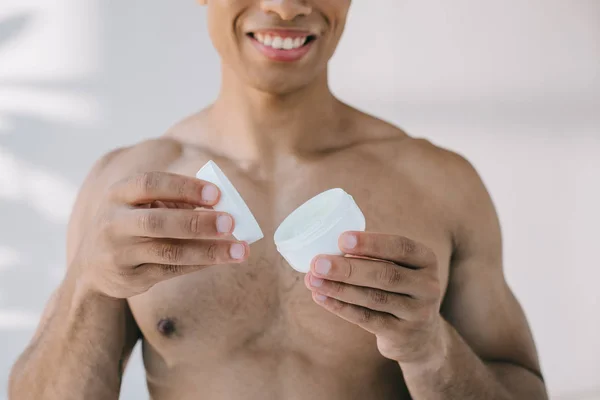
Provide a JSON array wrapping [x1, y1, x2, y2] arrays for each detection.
[[248, 32, 317, 51]]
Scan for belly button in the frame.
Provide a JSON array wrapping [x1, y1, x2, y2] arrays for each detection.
[[157, 318, 176, 337]]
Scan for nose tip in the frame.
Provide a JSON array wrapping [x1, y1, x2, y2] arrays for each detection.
[[260, 0, 312, 21]]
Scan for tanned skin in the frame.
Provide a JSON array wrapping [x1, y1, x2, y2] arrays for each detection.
[[9, 1, 547, 399]]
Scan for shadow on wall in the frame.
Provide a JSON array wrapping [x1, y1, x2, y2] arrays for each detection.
[[0, 3, 214, 396], [0, 11, 110, 389], [0, 12, 30, 49]]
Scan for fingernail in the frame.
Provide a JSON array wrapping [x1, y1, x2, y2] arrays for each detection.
[[342, 234, 357, 250], [314, 258, 331, 276], [202, 184, 219, 203], [230, 243, 245, 260], [216, 215, 233, 233], [315, 294, 327, 302], [310, 275, 324, 287]]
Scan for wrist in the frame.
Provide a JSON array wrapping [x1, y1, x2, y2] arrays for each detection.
[[72, 281, 124, 312], [63, 263, 124, 311], [400, 317, 451, 379]]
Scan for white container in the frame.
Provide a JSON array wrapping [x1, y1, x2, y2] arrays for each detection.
[[274, 188, 366, 273], [196, 160, 264, 244]]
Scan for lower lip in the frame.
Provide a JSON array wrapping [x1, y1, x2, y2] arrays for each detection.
[[249, 36, 314, 62]]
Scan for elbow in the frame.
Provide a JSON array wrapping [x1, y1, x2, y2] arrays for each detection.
[[488, 361, 549, 400], [8, 351, 49, 400], [8, 362, 32, 400]]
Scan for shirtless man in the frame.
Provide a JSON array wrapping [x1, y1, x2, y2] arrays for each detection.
[[9, 1, 548, 399]]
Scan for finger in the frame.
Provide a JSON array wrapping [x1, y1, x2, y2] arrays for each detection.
[[339, 232, 437, 269], [117, 208, 234, 239], [310, 255, 426, 296], [141, 263, 216, 282], [310, 292, 397, 335], [130, 239, 248, 267], [305, 273, 422, 320], [139, 239, 247, 281], [109, 171, 221, 207], [148, 201, 197, 209]]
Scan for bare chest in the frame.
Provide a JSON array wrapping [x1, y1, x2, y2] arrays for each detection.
[[128, 149, 453, 367]]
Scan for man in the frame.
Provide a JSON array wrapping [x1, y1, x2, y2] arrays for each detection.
[[9, 1, 548, 399]]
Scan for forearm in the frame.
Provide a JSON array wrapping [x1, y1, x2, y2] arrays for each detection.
[[9, 273, 129, 400], [401, 320, 548, 400]]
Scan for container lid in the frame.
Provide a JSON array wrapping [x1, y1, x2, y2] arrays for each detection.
[[274, 188, 354, 251], [196, 160, 264, 244]]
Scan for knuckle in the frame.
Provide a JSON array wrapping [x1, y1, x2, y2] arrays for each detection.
[[368, 289, 389, 306], [153, 243, 183, 263], [175, 176, 189, 197], [343, 259, 355, 279], [330, 299, 345, 312], [184, 214, 204, 234], [375, 314, 390, 330], [378, 264, 402, 287], [136, 172, 160, 195], [330, 281, 345, 295], [398, 236, 417, 257], [138, 212, 163, 233], [163, 244, 183, 263], [162, 264, 184, 275], [358, 307, 373, 324], [205, 243, 218, 262]]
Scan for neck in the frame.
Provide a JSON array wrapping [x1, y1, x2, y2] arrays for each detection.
[[205, 65, 348, 161]]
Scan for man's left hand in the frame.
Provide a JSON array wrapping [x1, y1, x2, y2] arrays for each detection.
[[304, 231, 446, 366]]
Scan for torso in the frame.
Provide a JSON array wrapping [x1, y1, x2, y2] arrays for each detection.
[[122, 112, 456, 400]]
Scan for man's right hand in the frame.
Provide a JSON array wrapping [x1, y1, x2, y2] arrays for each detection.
[[72, 171, 248, 299]]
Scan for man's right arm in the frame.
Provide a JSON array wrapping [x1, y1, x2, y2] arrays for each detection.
[[8, 148, 140, 400], [9, 139, 248, 399]]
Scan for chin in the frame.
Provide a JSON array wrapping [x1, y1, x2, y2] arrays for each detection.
[[245, 69, 322, 96], [253, 79, 307, 95]]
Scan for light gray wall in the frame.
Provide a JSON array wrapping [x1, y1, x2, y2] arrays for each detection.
[[1, 1, 598, 399]]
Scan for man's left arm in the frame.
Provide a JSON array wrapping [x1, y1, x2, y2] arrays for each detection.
[[304, 156, 548, 399], [403, 153, 547, 399]]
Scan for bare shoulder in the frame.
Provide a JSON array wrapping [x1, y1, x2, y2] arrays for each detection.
[[65, 138, 186, 259], [350, 108, 489, 205], [73, 136, 185, 212], [364, 130, 499, 249], [349, 106, 483, 189], [405, 139, 501, 253], [403, 138, 485, 192], [86, 137, 185, 191]]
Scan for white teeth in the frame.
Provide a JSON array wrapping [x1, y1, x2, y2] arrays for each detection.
[[254, 33, 309, 50], [271, 36, 283, 49], [283, 37, 294, 50]]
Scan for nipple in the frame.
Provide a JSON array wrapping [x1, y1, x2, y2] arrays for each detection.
[[157, 318, 176, 337]]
